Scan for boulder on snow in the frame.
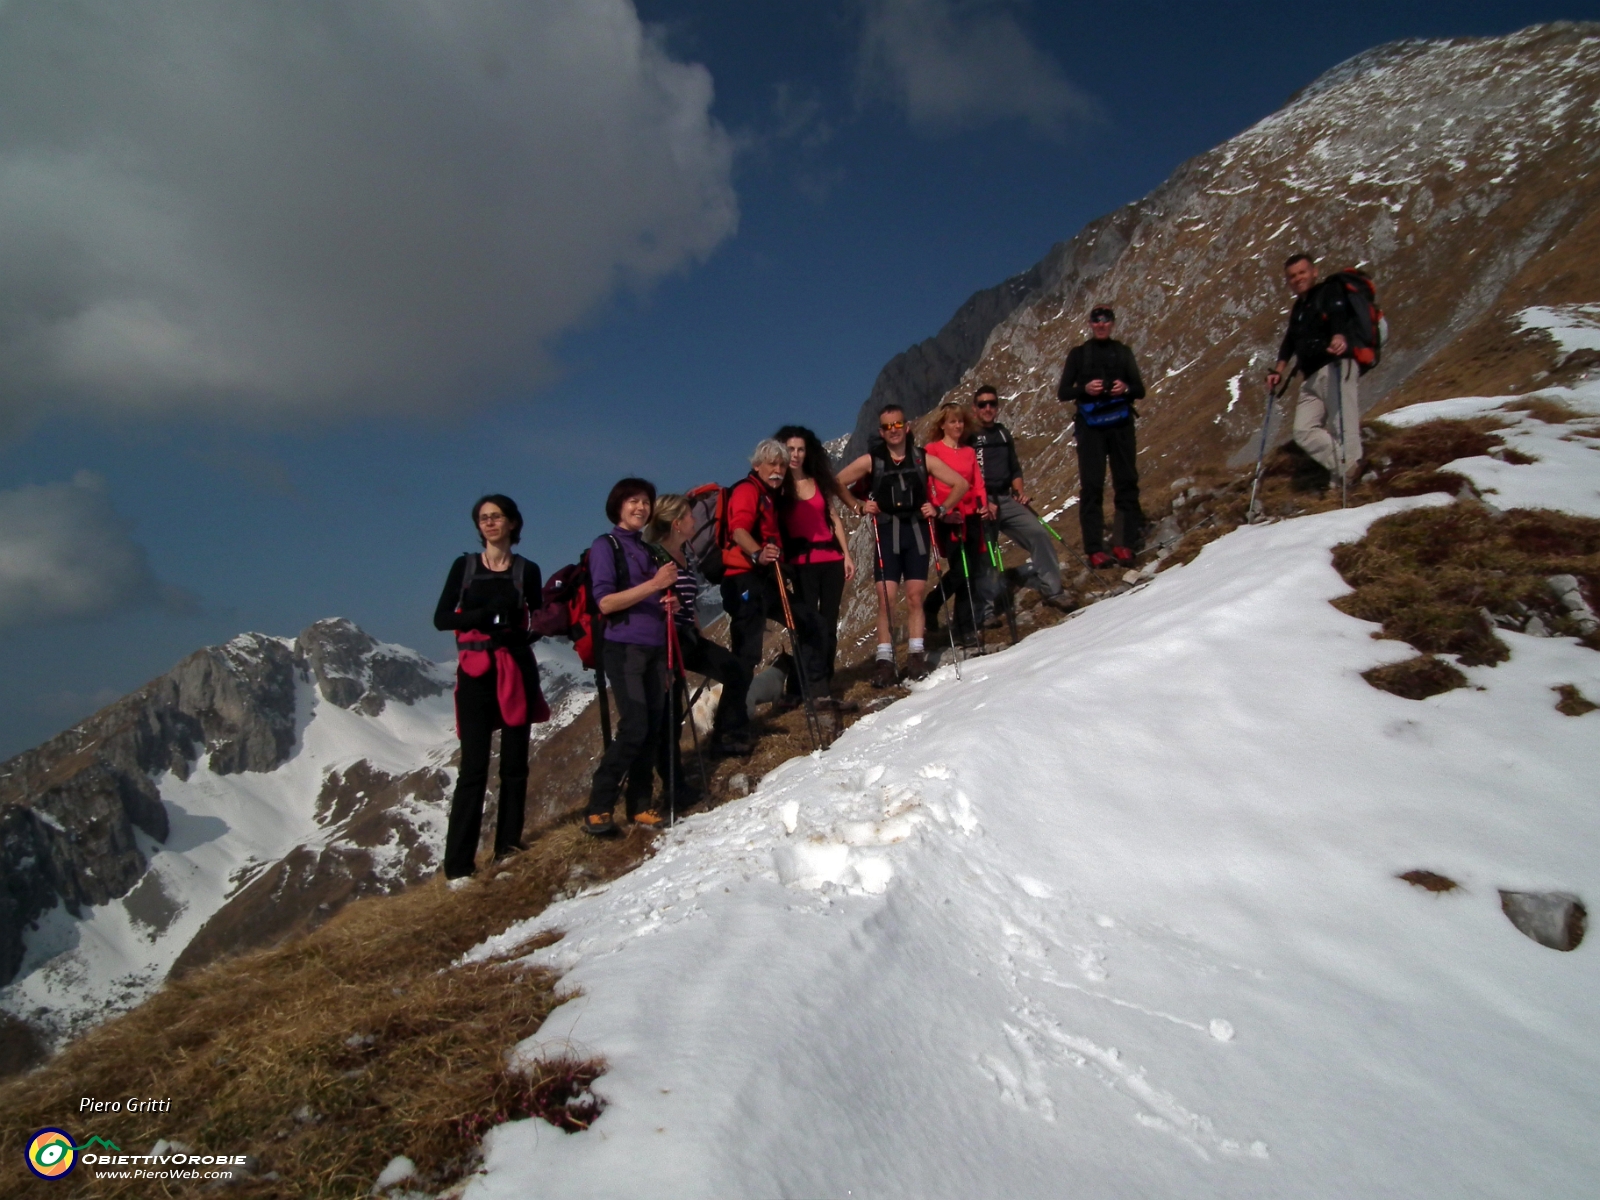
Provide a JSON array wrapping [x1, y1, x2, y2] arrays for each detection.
[[1499, 889, 1587, 951]]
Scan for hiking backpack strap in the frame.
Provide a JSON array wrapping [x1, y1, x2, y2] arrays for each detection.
[[601, 534, 629, 626]]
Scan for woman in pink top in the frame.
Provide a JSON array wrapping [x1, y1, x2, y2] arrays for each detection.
[[777, 425, 858, 702], [921, 400, 992, 645]]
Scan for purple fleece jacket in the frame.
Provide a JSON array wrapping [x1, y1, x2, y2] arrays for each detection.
[[588, 527, 666, 647]]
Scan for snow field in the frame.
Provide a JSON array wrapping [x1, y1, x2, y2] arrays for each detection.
[[462, 390, 1600, 1198]]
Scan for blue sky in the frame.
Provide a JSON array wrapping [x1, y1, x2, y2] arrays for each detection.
[[2, 0, 1594, 758]]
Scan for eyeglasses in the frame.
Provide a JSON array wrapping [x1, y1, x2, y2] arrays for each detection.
[[478, 514, 506, 523], [974, 400, 999, 410], [879, 420, 906, 432], [1090, 317, 1114, 325]]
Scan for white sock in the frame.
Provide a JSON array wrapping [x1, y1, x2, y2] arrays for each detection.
[[909, 638, 925, 653], [877, 643, 893, 661]]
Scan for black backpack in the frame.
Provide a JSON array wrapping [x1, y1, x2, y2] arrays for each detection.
[[866, 441, 930, 515]]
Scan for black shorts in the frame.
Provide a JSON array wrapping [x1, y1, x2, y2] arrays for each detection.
[[873, 518, 931, 584]]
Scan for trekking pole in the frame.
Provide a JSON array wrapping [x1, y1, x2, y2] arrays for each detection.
[[929, 517, 961, 680], [1246, 377, 1289, 524], [986, 523, 1019, 646], [957, 536, 984, 657], [1022, 501, 1109, 598], [1330, 362, 1349, 510], [664, 614, 679, 828], [771, 558, 826, 752]]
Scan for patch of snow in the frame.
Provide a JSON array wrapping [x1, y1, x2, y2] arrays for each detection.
[[1516, 303, 1600, 357], [461, 384, 1600, 1198]]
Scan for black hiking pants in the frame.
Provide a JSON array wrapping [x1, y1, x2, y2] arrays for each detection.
[[928, 514, 993, 636], [446, 665, 531, 879], [1075, 419, 1144, 553], [587, 641, 667, 820], [654, 627, 751, 798], [720, 569, 828, 697], [784, 559, 845, 695]]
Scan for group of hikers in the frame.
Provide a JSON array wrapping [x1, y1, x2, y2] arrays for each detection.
[[432, 252, 1377, 873]]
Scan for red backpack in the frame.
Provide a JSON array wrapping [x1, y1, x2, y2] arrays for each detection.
[[1324, 269, 1387, 374], [529, 536, 627, 670], [682, 481, 739, 584]]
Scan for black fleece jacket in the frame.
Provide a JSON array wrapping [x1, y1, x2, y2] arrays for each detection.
[[1057, 339, 1147, 407], [1277, 279, 1351, 378]]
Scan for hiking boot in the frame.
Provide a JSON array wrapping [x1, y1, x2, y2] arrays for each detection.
[[871, 658, 897, 688], [1112, 546, 1135, 565], [492, 841, 527, 863], [771, 694, 802, 714], [818, 694, 860, 714], [904, 651, 928, 680], [1041, 592, 1077, 613], [581, 812, 617, 837], [1088, 550, 1113, 569], [711, 731, 755, 757], [632, 810, 666, 829]]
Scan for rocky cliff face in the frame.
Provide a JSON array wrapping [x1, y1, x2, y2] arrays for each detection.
[[834, 22, 1600, 654], [845, 23, 1600, 460], [0, 620, 451, 994]]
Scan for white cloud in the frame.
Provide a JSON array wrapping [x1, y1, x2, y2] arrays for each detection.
[[0, 0, 737, 426], [0, 473, 193, 630], [858, 0, 1093, 135]]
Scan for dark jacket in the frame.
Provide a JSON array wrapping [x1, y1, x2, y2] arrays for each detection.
[[1277, 279, 1352, 378], [433, 553, 541, 650], [1057, 339, 1146, 426], [970, 422, 1023, 496]]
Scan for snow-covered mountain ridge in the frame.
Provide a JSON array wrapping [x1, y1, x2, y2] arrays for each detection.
[[0, 619, 587, 1057], [459, 380, 1600, 1199]]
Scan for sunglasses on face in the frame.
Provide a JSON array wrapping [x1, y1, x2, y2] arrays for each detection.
[[1090, 317, 1114, 325], [975, 400, 998, 409], [880, 420, 906, 431]]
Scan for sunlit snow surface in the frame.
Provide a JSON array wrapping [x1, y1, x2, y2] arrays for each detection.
[[465, 387, 1600, 1199]]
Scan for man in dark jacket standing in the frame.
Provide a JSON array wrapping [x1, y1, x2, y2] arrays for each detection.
[[1267, 253, 1361, 486], [1057, 306, 1147, 566], [969, 385, 1072, 610]]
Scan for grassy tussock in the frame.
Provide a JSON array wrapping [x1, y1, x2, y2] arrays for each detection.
[[1362, 655, 1470, 700], [1553, 684, 1598, 716], [1502, 396, 1586, 424], [1331, 504, 1600, 669], [0, 824, 649, 1198]]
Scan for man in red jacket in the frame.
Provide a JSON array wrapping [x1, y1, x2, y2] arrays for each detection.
[[720, 439, 831, 708]]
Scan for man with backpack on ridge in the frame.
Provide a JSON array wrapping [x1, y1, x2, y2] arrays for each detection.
[[969, 384, 1073, 613], [1058, 306, 1147, 568], [1266, 253, 1375, 492], [837, 403, 970, 686]]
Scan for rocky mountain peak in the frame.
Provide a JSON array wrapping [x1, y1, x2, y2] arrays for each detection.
[[296, 618, 450, 716]]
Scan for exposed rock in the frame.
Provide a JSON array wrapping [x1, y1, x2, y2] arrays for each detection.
[[1546, 574, 1599, 635], [836, 23, 1600, 660], [1499, 889, 1587, 951], [296, 617, 449, 716], [0, 1010, 47, 1079]]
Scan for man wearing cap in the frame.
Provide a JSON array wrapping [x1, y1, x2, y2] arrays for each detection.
[[1057, 306, 1147, 567]]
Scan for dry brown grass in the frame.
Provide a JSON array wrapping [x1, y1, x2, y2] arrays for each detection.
[[1363, 656, 1470, 700], [1553, 684, 1599, 716], [1331, 504, 1600, 670], [1398, 870, 1461, 893], [0, 824, 649, 1198], [1502, 396, 1586, 424]]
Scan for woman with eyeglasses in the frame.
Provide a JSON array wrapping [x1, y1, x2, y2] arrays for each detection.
[[774, 424, 858, 705], [432, 494, 550, 880], [837, 404, 968, 686]]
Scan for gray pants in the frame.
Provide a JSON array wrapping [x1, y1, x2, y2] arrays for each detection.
[[990, 495, 1064, 598], [1295, 360, 1361, 475]]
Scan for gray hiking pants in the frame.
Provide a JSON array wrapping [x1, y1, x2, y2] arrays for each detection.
[[990, 496, 1064, 597], [1295, 360, 1361, 475]]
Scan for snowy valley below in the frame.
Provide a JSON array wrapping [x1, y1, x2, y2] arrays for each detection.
[[455, 382, 1600, 1199]]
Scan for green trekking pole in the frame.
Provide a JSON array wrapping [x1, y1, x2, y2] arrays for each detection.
[[957, 535, 983, 656]]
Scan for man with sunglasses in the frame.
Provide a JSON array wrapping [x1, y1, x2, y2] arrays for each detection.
[[838, 403, 969, 684], [1057, 305, 1147, 567], [969, 385, 1072, 612]]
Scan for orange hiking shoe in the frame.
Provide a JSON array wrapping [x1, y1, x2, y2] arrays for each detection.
[[632, 810, 666, 829], [582, 812, 617, 837]]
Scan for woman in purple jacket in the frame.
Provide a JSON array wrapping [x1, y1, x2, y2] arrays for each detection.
[[583, 477, 679, 836]]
